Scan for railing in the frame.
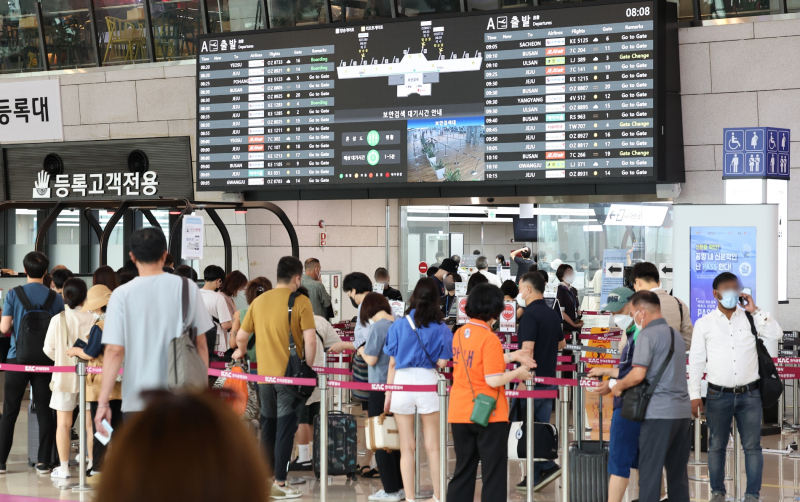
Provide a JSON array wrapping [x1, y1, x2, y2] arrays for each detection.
[[1, 0, 797, 76]]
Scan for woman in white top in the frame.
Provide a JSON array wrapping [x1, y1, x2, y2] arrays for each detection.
[[43, 278, 94, 479]]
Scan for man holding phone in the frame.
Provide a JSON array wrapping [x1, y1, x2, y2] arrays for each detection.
[[688, 272, 783, 502]]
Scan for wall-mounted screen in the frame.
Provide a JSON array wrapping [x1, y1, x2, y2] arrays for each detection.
[[197, 0, 674, 194]]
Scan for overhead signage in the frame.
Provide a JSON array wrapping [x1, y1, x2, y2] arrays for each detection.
[[0, 79, 63, 143], [32, 170, 159, 199], [689, 226, 757, 324], [723, 127, 790, 180], [196, 0, 668, 193], [603, 204, 669, 227]]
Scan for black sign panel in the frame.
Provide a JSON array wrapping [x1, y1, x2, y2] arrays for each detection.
[[196, 0, 674, 194]]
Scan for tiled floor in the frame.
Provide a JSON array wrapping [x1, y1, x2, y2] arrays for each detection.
[[0, 398, 798, 501]]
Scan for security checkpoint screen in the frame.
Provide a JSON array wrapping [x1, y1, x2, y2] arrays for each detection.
[[196, 0, 660, 191]]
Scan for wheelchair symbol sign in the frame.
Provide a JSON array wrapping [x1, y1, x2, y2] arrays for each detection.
[[726, 130, 744, 152]]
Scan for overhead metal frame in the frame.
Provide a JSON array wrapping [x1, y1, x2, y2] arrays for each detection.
[[0, 199, 299, 274]]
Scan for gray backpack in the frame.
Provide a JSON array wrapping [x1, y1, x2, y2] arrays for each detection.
[[168, 277, 208, 390]]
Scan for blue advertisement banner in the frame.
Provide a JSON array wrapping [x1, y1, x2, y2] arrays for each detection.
[[689, 227, 757, 324]]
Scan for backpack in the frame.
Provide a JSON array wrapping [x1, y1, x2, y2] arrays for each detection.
[[14, 286, 57, 365], [745, 311, 783, 409], [167, 277, 208, 391]]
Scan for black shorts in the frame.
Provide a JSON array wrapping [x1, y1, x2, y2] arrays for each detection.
[[299, 401, 321, 425]]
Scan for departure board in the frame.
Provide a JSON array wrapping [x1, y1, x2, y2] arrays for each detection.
[[196, 0, 670, 192]]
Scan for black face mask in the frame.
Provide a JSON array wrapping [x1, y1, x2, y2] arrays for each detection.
[[445, 282, 455, 292], [350, 297, 359, 309]]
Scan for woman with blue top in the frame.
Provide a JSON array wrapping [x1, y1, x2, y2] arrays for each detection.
[[383, 277, 453, 502]]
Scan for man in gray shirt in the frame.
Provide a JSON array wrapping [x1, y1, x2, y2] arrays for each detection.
[[612, 290, 691, 502], [300, 257, 331, 318]]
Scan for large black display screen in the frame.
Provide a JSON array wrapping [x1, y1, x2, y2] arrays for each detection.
[[196, 0, 665, 192]]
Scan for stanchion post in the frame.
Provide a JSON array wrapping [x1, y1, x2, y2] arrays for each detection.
[[733, 417, 741, 501], [438, 379, 448, 502], [320, 374, 328, 502], [794, 378, 800, 427], [337, 352, 343, 412], [525, 378, 534, 502], [779, 392, 785, 431], [72, 359, 92, 493], [560, 385, 570, 502], [689, 416, 706, 465]]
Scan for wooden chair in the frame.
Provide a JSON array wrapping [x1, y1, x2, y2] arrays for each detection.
[[103, 16, 145, 63]]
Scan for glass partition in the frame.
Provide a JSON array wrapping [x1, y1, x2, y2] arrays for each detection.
[[98, 211, 125, 271], [267, 0, 325, 27], [400, 206, 450, 298], [95, 0, 149, 65], [7, 209, 38, 271], [149, 0, 201, 60], [700, 0, 780, 18], [41, 0, 96, 69], [46, 209, 81, 271], [329, 0, 393, 21], [0, 0, 44, 73], [205, 0, 264, 33]]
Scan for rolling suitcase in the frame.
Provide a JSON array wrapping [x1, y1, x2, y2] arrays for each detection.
[[313, 410, 358, 479], [28, 401, 56, 467], [568, 392, 609, 502]]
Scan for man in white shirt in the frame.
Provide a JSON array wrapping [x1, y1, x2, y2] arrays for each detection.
[[200, 265, 232, 353], [475, 255, 502, 288], [688, 272, 783, 502]]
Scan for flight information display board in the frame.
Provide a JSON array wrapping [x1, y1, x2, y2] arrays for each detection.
[[196, 0, 666, 192]]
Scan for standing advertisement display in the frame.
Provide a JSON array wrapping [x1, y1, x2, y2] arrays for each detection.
[[689, 227, 757, 324]]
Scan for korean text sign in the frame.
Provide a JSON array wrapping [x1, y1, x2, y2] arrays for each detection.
[[689, 227, 757, 324], [0, 79, 62, 142]]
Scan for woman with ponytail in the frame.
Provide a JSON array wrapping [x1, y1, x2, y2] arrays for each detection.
[[382, 277, 453, 502]]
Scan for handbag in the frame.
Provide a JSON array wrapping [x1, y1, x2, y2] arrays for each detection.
[[365, 414, 401, 451], [621, 327, 675, 422], [508, 420, 558, 460], [283, 292, 318, 401], [168, 277, 208, 391], [450, 320, 498, 427], [745, 311, 783, 408]]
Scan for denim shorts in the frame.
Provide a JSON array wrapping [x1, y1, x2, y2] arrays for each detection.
[[608, 407, 641, 478]]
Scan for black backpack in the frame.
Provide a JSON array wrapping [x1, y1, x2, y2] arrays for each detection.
[[14, 286, 57, 365], [745, 311, 783, 409]]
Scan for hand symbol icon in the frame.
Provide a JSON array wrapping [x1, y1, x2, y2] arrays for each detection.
[[32, 170, 51, 198]]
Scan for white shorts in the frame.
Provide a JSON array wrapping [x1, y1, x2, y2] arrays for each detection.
[[50, 391, 78, 412], [389, 367, 439, 415]]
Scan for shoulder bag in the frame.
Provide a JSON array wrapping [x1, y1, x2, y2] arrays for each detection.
[[745, 311, 783, 408], [283, 292, 318, 401], [451, 320, 498, 427], [168, 277, 208, 390], [620, 327, 675, 422]]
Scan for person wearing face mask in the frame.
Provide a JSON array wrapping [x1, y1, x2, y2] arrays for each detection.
[[610, 291, 691, 502], [496, 254, 506, 267], [513, 272, 566, 492], [440, 272, 462, 315], [200, 265, 232, 354], [374, 267, 403, 302], [233, 256, 317, 498], [432, 259, 458, 297], [632, 262, 693, 350], [301, 258, 332, 318], [689, 272, 783, 502], [555, 263, 583, 334], [588, 287, 638, 502]]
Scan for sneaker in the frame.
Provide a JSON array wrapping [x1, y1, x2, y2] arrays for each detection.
[[0, 464, 6, 474], [286, 476, 306, 486], [744, 495, 759, 502], [270, 484, 301, 499], [368, 489, 402, 501], [516, 478, 528, 492], [533, 465, 562, 492], [35, 464, 50, 474], [287, 457, 312, 472], [710, 493, 725, 502], [50, 466, 70, 479]]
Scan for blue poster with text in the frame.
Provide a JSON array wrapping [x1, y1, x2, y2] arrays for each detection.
[[689, 227, 757, 324]]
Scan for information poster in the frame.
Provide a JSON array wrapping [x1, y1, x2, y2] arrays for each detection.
[[599, 248, 628, 307], [181, 215, 204, 260], [689, 227, 757, 324]]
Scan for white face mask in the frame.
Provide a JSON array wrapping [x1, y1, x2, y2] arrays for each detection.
[[516, 292, 526, 308], [633, 310, 644, 331], [612, 314, 633, 331], [563, 274, 574, 285], [92, 312, 105, 323]]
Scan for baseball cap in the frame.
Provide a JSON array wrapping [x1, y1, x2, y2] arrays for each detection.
[[602, 287, 634, 312]]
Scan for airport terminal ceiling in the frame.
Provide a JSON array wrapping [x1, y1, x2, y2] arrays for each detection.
[[196, 0, 684, 201]]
